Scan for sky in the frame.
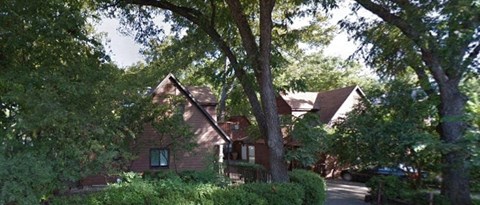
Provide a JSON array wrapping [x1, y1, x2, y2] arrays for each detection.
[[95, 2, 361, 68]]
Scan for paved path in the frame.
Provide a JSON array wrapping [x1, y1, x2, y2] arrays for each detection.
[[325, 179, 370, 205]]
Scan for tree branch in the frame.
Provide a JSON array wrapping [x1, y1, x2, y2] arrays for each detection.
[[355, 0, 448, 84], [122, 0, 267, 132], [209, 0, 216, 27], [225, 0, 262, 78]]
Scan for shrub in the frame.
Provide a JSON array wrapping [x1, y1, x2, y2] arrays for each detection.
[[210, 187, 267, 205], [240, 183, 304, 205], [142, 170, 180, 181], [289, 169, 326, 205], [366, 175, 412, 201], [471, 165, 480, 192], [87, 178, 162, 205], [178, 169, 229, 186], [231, 162, 268, 182]]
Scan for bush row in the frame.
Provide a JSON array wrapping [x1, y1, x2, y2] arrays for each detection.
[[51, 169, 326, 205], [366, 175, 480, 205]]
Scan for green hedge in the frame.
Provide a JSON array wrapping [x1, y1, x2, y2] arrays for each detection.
[[210, 187, 267, 205], [51, 170, 326, 205], [240, 183, 304, 205], [289, 169, 326, 205]]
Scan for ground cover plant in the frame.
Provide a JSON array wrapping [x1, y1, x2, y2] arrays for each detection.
[[50, 170, 326, 205]]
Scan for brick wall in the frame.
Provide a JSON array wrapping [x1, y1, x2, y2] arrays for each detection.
[[129, 83, 226, 173], [254, 142, 270, 170]]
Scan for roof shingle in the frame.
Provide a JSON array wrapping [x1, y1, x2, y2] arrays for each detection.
[[281, 85, 362, 123]]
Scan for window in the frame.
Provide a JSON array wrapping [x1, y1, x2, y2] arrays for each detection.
[[248, 145, 255, 163], [150, 148, 169, 168]]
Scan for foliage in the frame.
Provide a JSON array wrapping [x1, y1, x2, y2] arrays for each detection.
[[470, 165, 480, 192], [51, 170, 316, 205], [289, 169, 326, 205], [366, 176, 412, 201], [463, 76, 480, 170], [342, 0, 479, 203], [210, 187, 267, 205], [332, 80, 441, 176], [78, 176, 218, 205], [286, 113, 329, 167], [229, 162, 268, 183], [275, 52, 378, 93], [240, 183, 305, 205], [0, 153, 56, 205], [0, 0, 151, 203], [88, 178, 163, 205], [366, 176, 452, 205], [178, 169, 230, 186]]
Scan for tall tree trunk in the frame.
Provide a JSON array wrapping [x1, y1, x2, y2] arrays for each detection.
[[438, 82, 472, 205], [353, 1, 474, 202], [217, 58, 231, 122], [259, 0, 288, 182], [125, 0, 288, 182]]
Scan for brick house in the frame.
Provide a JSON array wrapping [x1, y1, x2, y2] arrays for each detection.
[[225, 86, 366, 174], [81, 74, 231, 185], [279, 85, 366, 125]]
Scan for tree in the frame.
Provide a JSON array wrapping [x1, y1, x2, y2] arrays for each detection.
[[0, 0, 148, 203], [342, 1, 479, 203], [275, 52, 378, 92], [333, 79, 441, 181], [285, 113, 329, 168], [103, 0, 335, 182]]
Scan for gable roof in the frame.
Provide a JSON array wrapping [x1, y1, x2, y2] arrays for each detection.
[[152, 73, 231, 143], [281, 92, 319, 111], [186, 86, 218, 106], [281, 85, 366, 123]]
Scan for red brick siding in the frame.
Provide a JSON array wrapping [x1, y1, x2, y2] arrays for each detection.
[[129, 85, 226, 173], [254, 143, 270, 170]]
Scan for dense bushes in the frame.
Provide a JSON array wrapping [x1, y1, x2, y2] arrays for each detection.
[[51, 170, 327, 205], [366, 176, 453, 205], [289, 169, 326, 205], [210, 187, 267, 205], [241, 183, 304, 205]]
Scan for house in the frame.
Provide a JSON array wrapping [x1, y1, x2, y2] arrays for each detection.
[[81, 74, 231, 185], [278, 85, 366, 175], [225, 86, 366, 174], [129, 73, 231, 173], [278, 85, 366, 125], [219, 116, 271, 168]]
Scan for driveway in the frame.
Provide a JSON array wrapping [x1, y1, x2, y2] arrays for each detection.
[[325, 179, 370, 205]]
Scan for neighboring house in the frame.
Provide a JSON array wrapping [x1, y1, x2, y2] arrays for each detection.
[[278, 85, 366, 125], [220, 116, 275, 172], [225, 86, 366, 173], [81, 74, 231, 186], [279, 85, 367, 175]]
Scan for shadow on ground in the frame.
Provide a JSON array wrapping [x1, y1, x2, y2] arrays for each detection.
[[326, 179, 370, 205]]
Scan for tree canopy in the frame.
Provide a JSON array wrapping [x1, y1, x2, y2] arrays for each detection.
[[99, 0, 342, 182], [0, 0, 152, 203], [342, 0, 479, 203]]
